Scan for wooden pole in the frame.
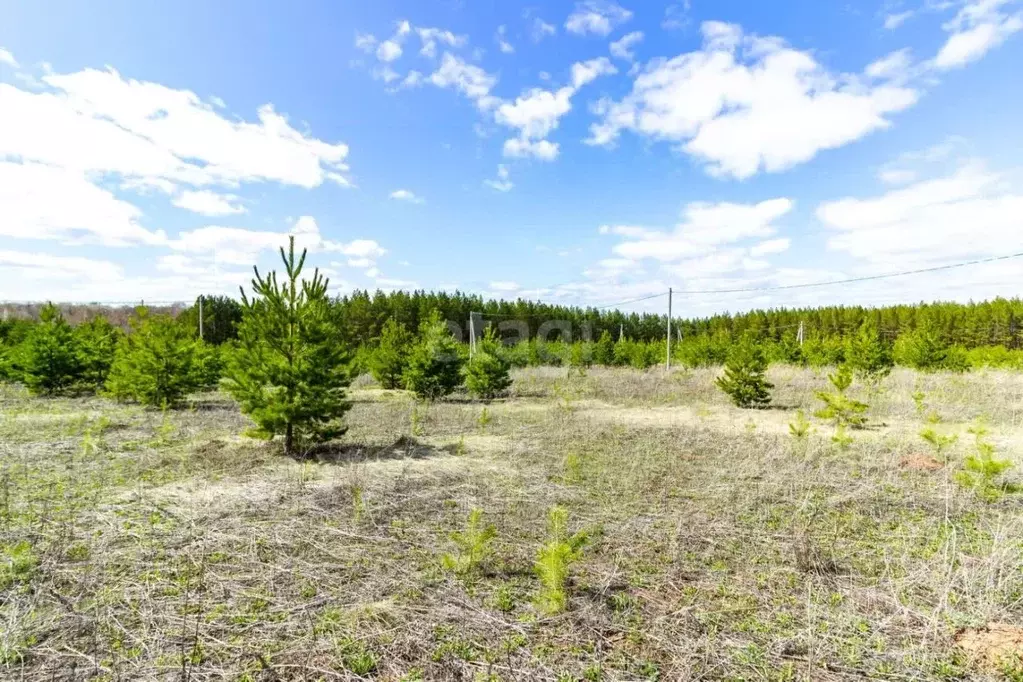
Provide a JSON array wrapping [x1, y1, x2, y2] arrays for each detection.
[[666, 288, 672, 370]]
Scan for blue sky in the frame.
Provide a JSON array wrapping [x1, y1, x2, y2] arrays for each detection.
[[1, 0, 1022, 317]]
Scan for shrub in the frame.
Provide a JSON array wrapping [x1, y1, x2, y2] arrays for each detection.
[[74, 316, 121, 391], [369, 318, 415, 389], [677, 333, 730, 368], [567, 342, 592, 376], [716, 334, 772, 408], [224, 237, 352, 456], [403, 311, 464, 400], [814, 364, 868, 429], [846, 320, 893, 385], [956, 421, 1014, 501], [919, 427, 958, 461], [534, 506, 588, 614], [106, 307, 200, 407], [895, 324, 969, 372], [191, 341, 224, 391], [17, 303, 82, 395], [441, 508, 497, 576], [593, 330, 615, 366], [463, 328, 512, 400]]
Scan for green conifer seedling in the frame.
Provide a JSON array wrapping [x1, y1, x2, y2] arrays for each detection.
[[224, 236, 352, 456]]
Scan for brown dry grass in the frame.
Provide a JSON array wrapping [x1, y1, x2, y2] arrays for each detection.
[[2, 367, 1023, 680]]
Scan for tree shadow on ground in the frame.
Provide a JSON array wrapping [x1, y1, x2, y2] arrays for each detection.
[[301, 435, 449, 464]]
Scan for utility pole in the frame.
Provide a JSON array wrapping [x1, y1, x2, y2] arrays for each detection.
[[198, 295, 204, 341], [666, 287, 673, 370], [797, 320, 804, 346], [468, 312, 476, 360]]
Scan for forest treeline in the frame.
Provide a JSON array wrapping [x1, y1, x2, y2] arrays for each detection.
[[5, 290, 1023, 371]]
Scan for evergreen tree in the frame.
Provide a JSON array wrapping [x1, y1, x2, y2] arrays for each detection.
[[224, 237, 352, 456], [177, 295, 243, 345], [404, 311, 464, 400], [815, 364, 868, 429], [846, 319, 893, 384], [593, 330, 615, 366], [716, 334, 773, 408], [18, 303, 83, 395], [106, 308, 199, 407], [369, 318, 414, 389], [191, 341, 224, 391], [463, 327, 512, 400], [74, 316, 121, 391]]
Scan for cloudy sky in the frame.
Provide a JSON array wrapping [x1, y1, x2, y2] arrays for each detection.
[[2, 0, 1022, 317]]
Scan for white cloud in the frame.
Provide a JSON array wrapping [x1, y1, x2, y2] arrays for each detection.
[[610, 31, 644, 60], [878, 167, 918, 185], [428, 53, 499, 110], [0, 250, 123, 284], [165, 216, 385, 268], [0, 68, 351, 191], [355, 33, 378, 52], [565, 1, 633, 36], [749, 237, 791, 256], [865, 48, 914, 80], [377, 40, 403, 62], [884, 10, 915, 29], [531, 18, 557, 42], [172, 190, 246, 216], [818, 162, 1023, 266], [0, 161, 165, 247], [484, 164, 514, 191], [496, 87, 574, 140], [418, 27, 466, 58], [587, 21, 919, 179], [339, 239, 387, 259], [389, 189, 425, 203], [0, 47, 17, 68], [571, 56, 618, 87], [496, 25, 515, 54], [503, 137, 560, 160], [489, 280, 521, 292], [934, 0, 1023, 69], [495, 58, 615, 161], [609, 198, 793, 261], [662, 1, 692, 30]]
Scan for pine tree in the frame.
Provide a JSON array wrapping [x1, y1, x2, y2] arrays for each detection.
[[463, 327, 512, 400], [369, 318, 414, 389], [814, 364, 868, 429], [191, 341, 224, 391], [18, 303, 83, 395], [74, 316, 121, 391], [846, 319, 893, 385], [716, 334, 773, 408], [224, 237, 351, 456], [403, 311, 464, 400], [106, 307, 200, 407], [894, 324, 948, 371], [593, 330, 615, 366]]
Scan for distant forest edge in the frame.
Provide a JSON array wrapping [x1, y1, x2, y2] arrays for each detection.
[[5, 290, 1023, 370]]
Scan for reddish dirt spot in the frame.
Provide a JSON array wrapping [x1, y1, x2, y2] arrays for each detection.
[[955, 623, 1023, 670], [899, 453, 944, 471]]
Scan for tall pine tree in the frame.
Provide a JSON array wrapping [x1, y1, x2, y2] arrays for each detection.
[[224, 237, 351, 456]]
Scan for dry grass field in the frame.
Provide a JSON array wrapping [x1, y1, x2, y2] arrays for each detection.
[[3, 366, 1023, 680]]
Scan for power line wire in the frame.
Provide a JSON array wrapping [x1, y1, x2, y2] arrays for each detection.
[[670, 252, 1023, 296]]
